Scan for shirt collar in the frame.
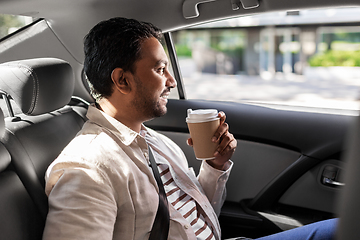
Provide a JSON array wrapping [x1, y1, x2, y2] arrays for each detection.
[[86, 104, 141, 146]]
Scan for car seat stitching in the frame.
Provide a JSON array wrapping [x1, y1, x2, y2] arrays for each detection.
[[16, 64, 39, 115]]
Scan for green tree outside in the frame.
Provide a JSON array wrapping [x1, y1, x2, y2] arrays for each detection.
[[308, 50, 360, 67]]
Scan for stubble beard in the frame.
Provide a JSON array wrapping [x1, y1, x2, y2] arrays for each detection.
[[132, 77, 167, 121]]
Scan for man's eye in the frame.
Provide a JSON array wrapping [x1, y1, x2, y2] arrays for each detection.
[[158, 68, 165, 75]]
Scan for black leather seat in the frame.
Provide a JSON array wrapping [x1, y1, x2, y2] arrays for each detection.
[[0, 58, 88, 227], [0, 107, 44, 240]]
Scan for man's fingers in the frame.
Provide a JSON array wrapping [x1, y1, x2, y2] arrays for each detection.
[[215, 132, 236, 155], [219, 111, 226, 125], [212, 111, 227, 142], [212, 122, 229, 143]]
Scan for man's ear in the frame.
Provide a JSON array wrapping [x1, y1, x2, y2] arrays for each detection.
[[111, 68, 132, 94]]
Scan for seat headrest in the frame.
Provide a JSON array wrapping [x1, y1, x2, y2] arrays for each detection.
[[0, 58, 75, 116]]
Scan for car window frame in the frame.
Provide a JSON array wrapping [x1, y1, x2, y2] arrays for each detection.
[[163, 32, 186, 100]]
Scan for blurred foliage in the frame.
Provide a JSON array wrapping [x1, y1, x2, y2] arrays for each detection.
[[308, 50, 360, 67], [175, 44, 192, 57], [174, 43, 244, 59], [0, 14, 28, 39], [173, 29, 246, 59], [210, 31, 245, 58], [212, 45, 244, 58]]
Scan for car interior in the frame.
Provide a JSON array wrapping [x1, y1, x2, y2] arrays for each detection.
[[0, 0, 360, 239]]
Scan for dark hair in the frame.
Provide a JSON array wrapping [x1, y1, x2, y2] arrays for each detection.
[[83, 17, 162, 100]]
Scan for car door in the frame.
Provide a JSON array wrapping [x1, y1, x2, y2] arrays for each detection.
[[147, 99, 353, 239], [146, 13, 357, 237]]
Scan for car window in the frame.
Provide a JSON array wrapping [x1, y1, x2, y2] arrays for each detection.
[[172, 7, 360, 115], [0, 14, 34, 40]]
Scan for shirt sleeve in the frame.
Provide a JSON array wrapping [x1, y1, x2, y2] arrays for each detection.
[[43, 164, 117, 240], [197, 160, 233, 216]]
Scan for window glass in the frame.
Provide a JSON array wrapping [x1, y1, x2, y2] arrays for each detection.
[[172, 7, 360, 114], [0, 14, 34, 40]]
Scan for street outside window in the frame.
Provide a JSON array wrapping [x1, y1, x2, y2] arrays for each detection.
[[172, 7, 360, 115]]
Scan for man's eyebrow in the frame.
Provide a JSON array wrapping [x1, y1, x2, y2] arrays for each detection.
[[155, 59, 168, 67]]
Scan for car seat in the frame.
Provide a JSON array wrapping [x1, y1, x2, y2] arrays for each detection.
[[0, 106, 44, 240], [0, 58, 88, 223]]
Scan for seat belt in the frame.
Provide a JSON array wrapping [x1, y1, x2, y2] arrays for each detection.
[[148, 146, 170, 240]]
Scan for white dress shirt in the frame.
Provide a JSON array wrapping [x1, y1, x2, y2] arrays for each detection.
[[43, 104, 233, 240]]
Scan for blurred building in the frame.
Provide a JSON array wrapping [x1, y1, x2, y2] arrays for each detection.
[[172, 7, 360, 76]]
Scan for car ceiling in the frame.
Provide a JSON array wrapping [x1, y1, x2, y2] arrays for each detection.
[[1, 0, 360, 64]]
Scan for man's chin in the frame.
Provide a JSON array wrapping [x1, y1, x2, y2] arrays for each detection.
[[155, 106, 167, 118], [156, 102, 168, 116], [144, 106, 167, 122]]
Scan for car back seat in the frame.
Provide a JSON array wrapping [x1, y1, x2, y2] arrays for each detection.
[[0, 106, 44, 240], [0, 58, 88, 226]]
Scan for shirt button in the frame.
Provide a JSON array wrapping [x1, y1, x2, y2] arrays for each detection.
[[184, 224, 189, 229], [144, 152, 148, 158]]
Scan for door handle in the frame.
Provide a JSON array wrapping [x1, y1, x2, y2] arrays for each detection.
[[323, 177, 345, 187], [322, 165, 344, 187]]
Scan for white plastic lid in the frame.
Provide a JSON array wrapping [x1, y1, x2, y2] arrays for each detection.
[[186, 109, 219, 123]]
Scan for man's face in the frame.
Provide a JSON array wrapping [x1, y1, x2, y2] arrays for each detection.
[[130, 37, 177, 120]]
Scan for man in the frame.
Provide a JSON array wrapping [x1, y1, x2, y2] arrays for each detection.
[[43, 17, 236, 240], [43, 17, 336, 240]]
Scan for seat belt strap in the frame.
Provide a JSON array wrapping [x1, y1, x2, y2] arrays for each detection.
[[148, 146, 170, 240]]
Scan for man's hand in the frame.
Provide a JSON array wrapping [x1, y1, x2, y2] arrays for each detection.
[[187, 111, 237, 170]]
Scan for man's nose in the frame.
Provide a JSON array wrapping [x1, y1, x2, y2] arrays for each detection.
[[166, 72, 177, 89]]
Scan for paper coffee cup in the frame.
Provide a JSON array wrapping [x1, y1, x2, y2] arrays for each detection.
[[186, 109, 220, 160]]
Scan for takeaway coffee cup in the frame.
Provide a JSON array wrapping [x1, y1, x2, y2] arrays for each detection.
[[186, 109, 220, 160]]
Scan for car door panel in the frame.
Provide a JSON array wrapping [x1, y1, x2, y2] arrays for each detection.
[[146, 99, 353, 238], [278, 159, 344, 213], [159, 131, 301, 202]]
